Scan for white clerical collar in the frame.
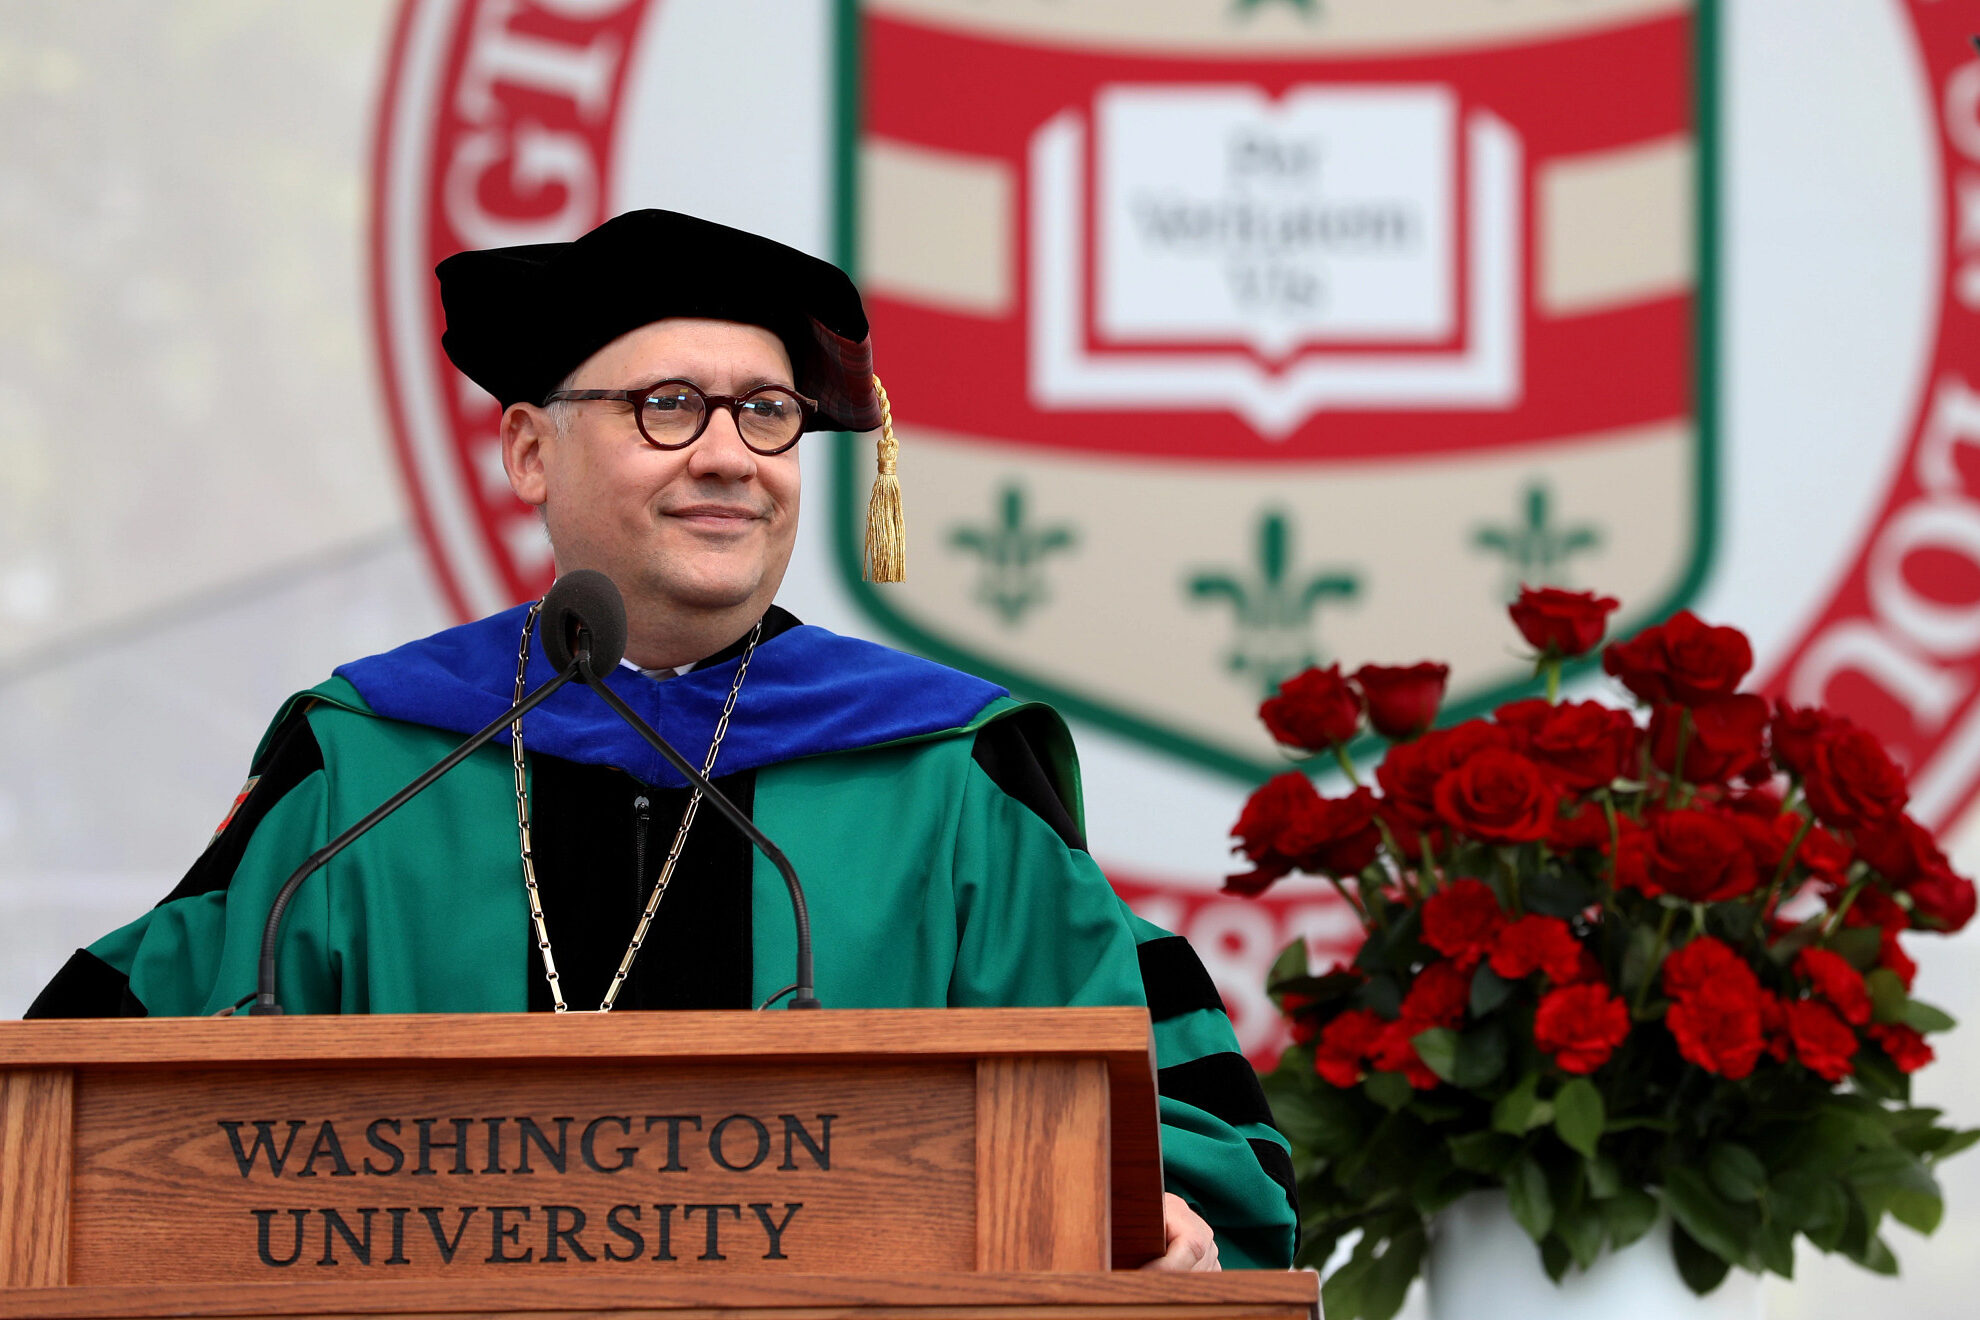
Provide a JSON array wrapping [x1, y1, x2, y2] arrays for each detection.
[[618, 656, 693, 682]]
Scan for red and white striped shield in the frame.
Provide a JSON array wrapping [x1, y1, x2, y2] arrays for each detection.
[[834, 0, 1714, 782]]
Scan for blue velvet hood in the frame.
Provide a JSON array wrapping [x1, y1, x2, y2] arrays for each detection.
[[334, 603, 1007, 789]]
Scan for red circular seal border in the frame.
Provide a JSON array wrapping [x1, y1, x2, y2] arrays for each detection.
[[369, 0, 650, 622]]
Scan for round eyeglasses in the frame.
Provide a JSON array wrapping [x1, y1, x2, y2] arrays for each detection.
[[543, 378, 818, 456]]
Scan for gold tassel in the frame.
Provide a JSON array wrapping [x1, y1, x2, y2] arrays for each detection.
[[863, 373, 906, 583]]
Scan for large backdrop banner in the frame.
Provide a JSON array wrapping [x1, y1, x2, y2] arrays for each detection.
[[3, 1, 1978, 1312]]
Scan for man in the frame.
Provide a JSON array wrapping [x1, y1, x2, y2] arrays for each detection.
[[27, 210, 1296, 1270]]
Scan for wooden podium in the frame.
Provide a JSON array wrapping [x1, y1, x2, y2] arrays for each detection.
[[0, 1007, 1317, 1319]]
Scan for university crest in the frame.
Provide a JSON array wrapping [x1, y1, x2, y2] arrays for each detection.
[[832, 0, 1718, 781]]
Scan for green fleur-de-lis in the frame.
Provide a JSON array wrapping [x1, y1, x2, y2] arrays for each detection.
[[948, 483, 1078, 626], [1232, 0, 1321, 18], [1186, 509, 1359, 696], [1472, 482, 1602, 602]]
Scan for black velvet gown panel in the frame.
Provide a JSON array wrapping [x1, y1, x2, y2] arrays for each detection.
[[524, 761, 758, 1011]]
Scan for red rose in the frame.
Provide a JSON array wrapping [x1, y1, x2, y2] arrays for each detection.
[[1377, 721, 1510, 828], [1786, 999, 1858, 1081], [1517, 701, 1642, 793], [1602, 610, 1754, 706], [1510, 587, 1620, 659], [1771, 701, 1849, 778], [1844, 884, 1910, 933], [1728, 810, 1849, 889], [1867, 1022, 1935, 1073], [1281, 991, 1321, 1046], [1660, 936, 1747, 1000], [1650, 694, 1769, 785], [1314, 1008, 1386, 1088], [1369, 1019, 1441, 1089], [1433, 747, 1558, 844], [1422, 878, 1508, 969], [1760, 991, 1793, 1062], [1642, 809, 1761, 902], [1667, 978, 1767, 1079], [1549, 800, 1613, 852], [1533, 983, 1631, 1074], [1881, 929, 1918, 990], [1282, 786, 1384, 878], [1855, 814, 1946, 886], [1906, 866, 1977, 933], [1260, 665, 1361, 751], [1795, 948, 1872, 1026], [1353, 662, 1449, 740], [1801, 727, 1909, 831], [1399, 959, 1472, 1031], [1493, 698, 1554, 747], [1490, 915, 1586, 984], [1799, 825, 1854, 886], [1227, 772, 1323, 894]]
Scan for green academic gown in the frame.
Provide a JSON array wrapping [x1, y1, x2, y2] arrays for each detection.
[[28, 605, 1296, 1267]]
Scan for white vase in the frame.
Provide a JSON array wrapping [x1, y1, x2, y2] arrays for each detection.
[[1424, 1191, 1763, 1320]]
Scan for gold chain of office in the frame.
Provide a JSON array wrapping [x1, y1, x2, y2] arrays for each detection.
[[508, 599, 759, 1012]]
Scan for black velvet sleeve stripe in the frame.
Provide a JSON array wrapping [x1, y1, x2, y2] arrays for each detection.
[[1249, 1136, 1300, 1217], [24, 948, 146, 1019], [1137, 934, 1227, 1021], [1157, 1052, 1277, 1130], [970, 711, 1086, 852], [156, 705, 324, 907]]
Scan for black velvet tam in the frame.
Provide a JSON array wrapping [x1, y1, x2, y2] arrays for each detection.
[[436, 209, 883, 431]]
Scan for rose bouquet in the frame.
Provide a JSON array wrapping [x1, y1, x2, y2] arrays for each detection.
[[1234, 589, 1976, 1320]]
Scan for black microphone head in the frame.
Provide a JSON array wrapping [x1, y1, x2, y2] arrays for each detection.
[[540, 569, 627, 673]]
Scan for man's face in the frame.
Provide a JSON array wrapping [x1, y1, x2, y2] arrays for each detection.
[[506, 318, 802, 623]]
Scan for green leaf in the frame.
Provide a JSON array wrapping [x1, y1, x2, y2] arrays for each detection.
[[1362, 1226, 1425, 1320], [1852, 1234, 1900, 1275], [1671, 1223, 1734, 1295], [1803, 1180, 1852, 1252], [1363, 1069, 1414, 1112], [1664, 1167, 1753, 1268], [1556, 1200, 1604, 1269], [1620, 922, 1661, 1004], [1931, 1127, 1980, 1160], [1851, 1048, 1908, 1104], [1755, 1218, 1796, 1278], [1586, 1152, 1622, 1199], [1539, 1232, 1571, 1282], [1492, 1071, 1547, 1136], [1263, 1066, 1366, 1158], [1706, 1142, 1768, 1204], [1599, 1187, 1659, 1250], [1829, 925, 1883, 970], [1449, 1130, 1519, 1175], [1523, 865, 1598, 919], [1553, 1078, 1605, 1159], [1411, 1028, 1459, 1084], [1890, 1185, 1944, 1235], [1358, 977, 1404, 1022], [1903, 1000, 1958, 1033], [1453, 1022, 1509, 1089], [1266, 938, 1312, 995], [1320, 1252, 1371, 1320], [1507, 1153, 1555, 1241], [1470, 964, 1515, 1016], [1864, 967, 1908, 1024], [1850, 1146, 1944, 1235]]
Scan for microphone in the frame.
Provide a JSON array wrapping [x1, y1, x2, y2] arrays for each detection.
[[248, 572, 617, 1015], [560, 575, 821, 1010]]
